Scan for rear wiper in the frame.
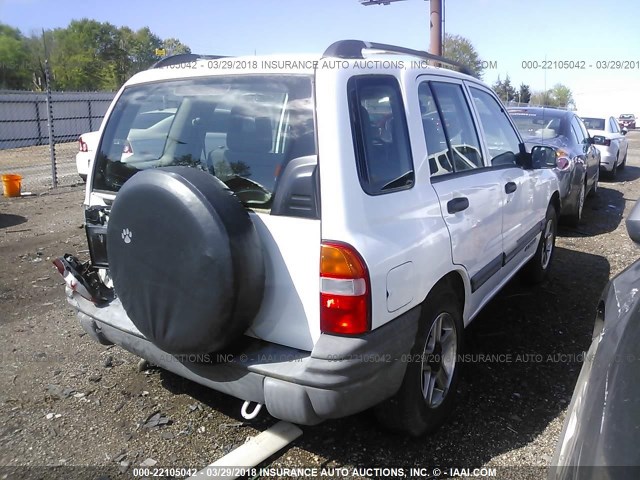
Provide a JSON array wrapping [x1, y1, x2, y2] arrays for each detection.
[[381, 171, 414, 191]]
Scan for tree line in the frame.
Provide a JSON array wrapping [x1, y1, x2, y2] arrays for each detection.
[[493, 75, 574, 109], [1, 22, 574, 108], [0, 19, 190, 91], [443, 34, 575, 109]]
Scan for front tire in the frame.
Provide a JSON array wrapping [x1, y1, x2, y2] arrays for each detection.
[[523, 204, 557, 284], [375, 282, 463, 436]]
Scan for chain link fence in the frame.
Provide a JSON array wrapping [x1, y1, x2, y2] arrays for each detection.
[[0, 89, 574, 195], [505, 101, 573, 110], [0, 88, 116, 193]]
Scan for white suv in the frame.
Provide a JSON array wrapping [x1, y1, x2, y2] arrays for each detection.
[[55, 41, 561, 436]]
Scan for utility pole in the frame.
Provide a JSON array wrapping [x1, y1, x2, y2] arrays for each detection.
[[359, 0, 443, 55], [429, 0, 442, 56]]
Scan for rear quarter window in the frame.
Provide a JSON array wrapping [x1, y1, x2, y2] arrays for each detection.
[[348, 75, 414, 195]]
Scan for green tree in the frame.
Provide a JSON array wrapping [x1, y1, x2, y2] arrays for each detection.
[[50, 19, 123, 90], [493, 74, 516, 102], [529, 83, 575, 109], [530, 90, 553, 106], [120, 26, 163, 77], [0, 24, 30, 89], [0, 20, 192, 91], [550, 83, 574, 109], [518, 83, 531, 104], [162, 38, 191, 56], [23, 31, 54, 91], [442, 33, 484, 78]]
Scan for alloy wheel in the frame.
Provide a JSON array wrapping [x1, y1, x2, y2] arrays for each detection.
[[421, 312, 457, 408]]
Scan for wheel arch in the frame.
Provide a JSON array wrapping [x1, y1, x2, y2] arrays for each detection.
[[420, 269, 468, 322], [550, 190, 561, 217]]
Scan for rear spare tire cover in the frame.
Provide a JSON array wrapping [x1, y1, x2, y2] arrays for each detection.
[[106, 167, 265, 354]]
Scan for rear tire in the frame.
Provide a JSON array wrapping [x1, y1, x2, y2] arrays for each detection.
[[588, 169, 599, 198], [566, 182, 585, 227], [522, 204, 557, 284], [375, 282, 463, 436], [619, 151, 627, 170], [608, 158, 618, 180]]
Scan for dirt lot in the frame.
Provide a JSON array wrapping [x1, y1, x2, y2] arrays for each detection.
[[1, 131, 640, 479]]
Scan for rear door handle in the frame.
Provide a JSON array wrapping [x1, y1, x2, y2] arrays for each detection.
[[447, 197, 469, 214], [505, 182, 517, 194]]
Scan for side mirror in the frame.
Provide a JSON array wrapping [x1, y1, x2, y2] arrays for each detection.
[[587, 136, 595, 145], [626, 201, 640, 245], [622, 127, 628, 135], [531, 145, 557, 169]]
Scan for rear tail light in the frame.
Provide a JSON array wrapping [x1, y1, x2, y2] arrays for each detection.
[[53, 256, 96, 303], [555, 149, 571, 171], [320, 241, 371, 335], [78, 136, 88, 152]]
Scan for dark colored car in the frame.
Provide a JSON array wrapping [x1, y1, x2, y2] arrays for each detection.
[[549, 201, 640, 479], [508, 107, 599, 225], [618, 113, 636, 130]]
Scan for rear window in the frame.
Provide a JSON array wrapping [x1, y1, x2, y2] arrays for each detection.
[[93, 75, 316, 211], [509, 110, 563, 140], [581, 117, 605, 130]]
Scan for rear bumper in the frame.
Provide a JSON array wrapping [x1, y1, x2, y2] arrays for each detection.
[[595, 146, 616, 171], [69, 292, 419, 425]]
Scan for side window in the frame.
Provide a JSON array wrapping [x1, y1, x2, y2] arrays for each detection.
[[576, 117, 590, 143], [469, 87, 521, 166], [610, 117, 619, 133], [421, 81, 484, 176], [418, 82, 454, 177], [571, 117, 589, 144], [569, 123, 580, 145], [571, 117, 586, 145], [349, 76, 414, 194]]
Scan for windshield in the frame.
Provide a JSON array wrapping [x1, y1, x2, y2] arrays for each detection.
[[581, 117, 605, 130], [619, 114, 634, 120], [509, 110, 563, 140], [92, 75, 316, 210]]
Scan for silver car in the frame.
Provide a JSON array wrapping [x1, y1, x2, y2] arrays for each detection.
[[550, 200, 640, 479], [581, 115, 628, 178]]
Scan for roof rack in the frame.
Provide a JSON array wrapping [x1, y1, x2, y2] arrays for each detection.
[[323, 40, 473, 76], [151, 53, 228, 69]]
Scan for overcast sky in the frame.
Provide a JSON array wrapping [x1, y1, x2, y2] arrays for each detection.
[[2, 0, 639, 115]]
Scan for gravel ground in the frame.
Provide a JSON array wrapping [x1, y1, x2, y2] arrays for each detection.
[[0, 142, 81, 192], [1, 131, 639, 480]]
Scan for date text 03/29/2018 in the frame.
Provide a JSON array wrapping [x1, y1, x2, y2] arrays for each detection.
[[521, 59, 640, 70]]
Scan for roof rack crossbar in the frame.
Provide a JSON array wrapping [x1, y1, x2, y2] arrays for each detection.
[[151, 53, 229, 69], [322, 40, 473, 76]]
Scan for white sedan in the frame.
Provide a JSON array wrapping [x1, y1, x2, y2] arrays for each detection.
[[75, 131, 100, 181], [580, 115, 629, 177]]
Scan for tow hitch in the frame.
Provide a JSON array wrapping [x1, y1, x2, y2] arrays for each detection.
[[53, 254, 113, 305]]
